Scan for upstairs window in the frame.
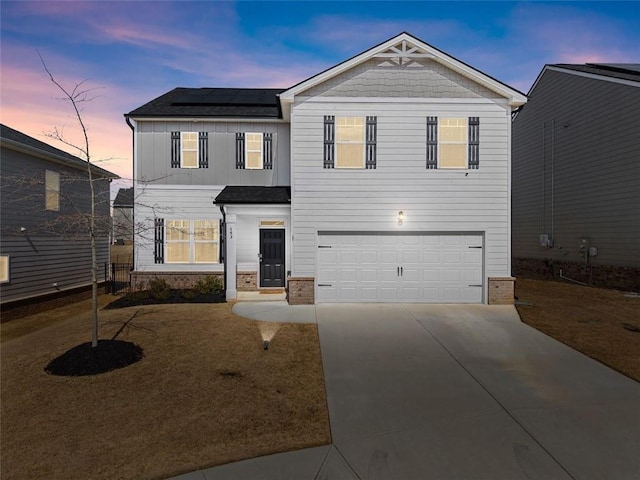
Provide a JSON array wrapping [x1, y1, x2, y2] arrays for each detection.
[[45, 170, 60, 211], [171, 131, 208, 168], [324, 116, 377, 169], [235, 132, 273, 169], [426, 116, 480, 169]]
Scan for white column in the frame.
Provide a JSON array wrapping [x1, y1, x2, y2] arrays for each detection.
[[226, 213, 237, 299]]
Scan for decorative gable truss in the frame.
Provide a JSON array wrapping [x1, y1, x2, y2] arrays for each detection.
[[373, 38, 434, 67]]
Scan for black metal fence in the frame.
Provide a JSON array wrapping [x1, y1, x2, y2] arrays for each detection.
[[105, 263, 133, 294]]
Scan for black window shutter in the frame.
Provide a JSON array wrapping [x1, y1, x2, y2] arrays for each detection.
[[198, 132, 208, 168], [365, 116, 377, 169], [154, 218, 164, 264], [171, 132, 180, 168], [263, 133, 273, 170], [323, 116, 335, 169], [426, 117, 438, 169], [468, 117, 480, 169], [235, 132, 245, 169]]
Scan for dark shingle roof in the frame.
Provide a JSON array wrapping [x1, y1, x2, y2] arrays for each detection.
[[551, 64, 640, 83], [0, 124, 118, 178], [215, 186, 291, 204], [126, 88, 285, 118], [113, 187, 134, 207]]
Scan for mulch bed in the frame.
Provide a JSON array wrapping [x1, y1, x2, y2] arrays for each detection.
[[44, 340, 144, 376], [104, 289, 225, 309]]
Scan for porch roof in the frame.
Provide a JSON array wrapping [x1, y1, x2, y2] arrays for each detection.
[[215, 186, 291, 204]]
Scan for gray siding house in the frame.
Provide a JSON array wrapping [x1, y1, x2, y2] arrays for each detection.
[[0, 124, 118, 313], [126, 32, 527, 304], [512, 64, 640, 291]]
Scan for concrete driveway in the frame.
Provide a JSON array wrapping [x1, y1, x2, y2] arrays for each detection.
[[175, 304, 640, 480]]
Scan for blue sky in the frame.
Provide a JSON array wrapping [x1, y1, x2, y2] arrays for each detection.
[[1, 0, 638, 185]]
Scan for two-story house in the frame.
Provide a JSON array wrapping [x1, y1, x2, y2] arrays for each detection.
[[125, 32, 527, 304], [1, 124, 117, 317]]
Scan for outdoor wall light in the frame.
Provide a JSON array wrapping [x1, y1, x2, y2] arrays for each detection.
[[397, 211, 405, 226], [20, 227, 27, 233], [263, 340, 270, 350]]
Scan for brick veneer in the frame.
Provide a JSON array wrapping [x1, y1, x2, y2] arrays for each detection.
[[287, 277, 315, 305], [488, 277, 515, 305], [131, 272, 223, 291], [237, 271, 257, 292]]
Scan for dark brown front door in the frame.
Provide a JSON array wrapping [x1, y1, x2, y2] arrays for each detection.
[[259, 229, 285, 287]]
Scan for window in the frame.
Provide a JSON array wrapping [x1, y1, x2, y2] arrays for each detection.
[[439, 118, 467, 169], [164, 220, 219, 264], [181, 132, 198, 168], [235, 132, 273, 169], [427, 117, 480, 170], [245, 133, 263, 169], [171, 131, 208, 168], [0, 256, 8, 283], [45, 170, 60, 211], [336, 117, 365, 168]]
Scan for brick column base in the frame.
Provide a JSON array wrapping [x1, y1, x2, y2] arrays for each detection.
[[287, 277, 315, 305], [488, 277, 515, 305]]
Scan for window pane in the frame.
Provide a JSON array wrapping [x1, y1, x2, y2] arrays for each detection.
[[440, 125, 467, 142], [246, 151, 263, 169], [167, 220, 189, 240], [195, 221, 217, 240], [194, 243, 218, 263], [336, 144, 364, 168], [45, 170, 60, 211], [182, 132, 198, 148], [0, 256, 8, 283], [260, 220, 285, 227], [440, 144, 467, 168], [166, 243, 190, 263], [182, 151, 198, 168], [336, 117, 364, 142]]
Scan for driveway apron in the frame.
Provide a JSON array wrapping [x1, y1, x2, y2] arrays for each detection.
[[316, 304, 640, 480]]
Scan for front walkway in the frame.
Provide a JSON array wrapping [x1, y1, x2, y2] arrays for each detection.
[[174, 303, 640, 480]]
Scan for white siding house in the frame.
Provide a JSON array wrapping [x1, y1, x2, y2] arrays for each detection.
[[126, 32, 526, 304]]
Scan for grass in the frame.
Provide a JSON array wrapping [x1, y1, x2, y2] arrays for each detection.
[[1, 300, 330, 480], [515, 278, 640, 381]]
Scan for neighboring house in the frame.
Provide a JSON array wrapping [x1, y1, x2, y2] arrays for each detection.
[[125, 32, 527, 304], [0, 124, 118, 313], [113, 187, 134, 245], [512, 64, 640, 291]]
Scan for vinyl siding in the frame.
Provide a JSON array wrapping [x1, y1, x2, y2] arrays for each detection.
[[135, 121, 290, 187], [133, 185, 224, 272], [1, 147, 110, 303], [512, 69, 640, 268], [290, 99, 513, 280]]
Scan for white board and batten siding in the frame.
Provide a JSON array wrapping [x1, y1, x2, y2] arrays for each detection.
[[290, 67, 514, 303]]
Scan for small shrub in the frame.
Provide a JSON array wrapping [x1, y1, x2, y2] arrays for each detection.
[[181, 289, 197, 300], [194, 275, 223, 295], [149, 277, 171, 301]]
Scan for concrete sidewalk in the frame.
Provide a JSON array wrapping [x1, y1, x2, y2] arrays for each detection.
[[173, 303, 640, 480]]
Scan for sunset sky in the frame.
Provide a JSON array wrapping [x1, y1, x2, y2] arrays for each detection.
[[1, 1, 638, 195]]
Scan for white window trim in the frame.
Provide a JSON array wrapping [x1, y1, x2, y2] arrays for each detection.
[[245, 132, 264, 169], [165, 219, 220, 264], [335, 117, 365, 169], [0, 255, 9, 283], [181, 132, 199, 169], [438, 118, 468, 169], [45, 170, 60, 211]]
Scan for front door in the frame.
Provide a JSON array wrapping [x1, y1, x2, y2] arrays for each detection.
[[259, 229, 285, 287]]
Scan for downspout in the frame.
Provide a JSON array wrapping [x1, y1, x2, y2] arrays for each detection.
[[218, 203, 227, 295], [125, 116, 135, 266]]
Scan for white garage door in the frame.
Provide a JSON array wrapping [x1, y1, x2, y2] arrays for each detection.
[[317, 233, 483, 303]]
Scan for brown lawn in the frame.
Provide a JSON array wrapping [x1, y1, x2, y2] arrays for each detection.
[[1, 299, 330, 480], [515, 278, 640, 381]]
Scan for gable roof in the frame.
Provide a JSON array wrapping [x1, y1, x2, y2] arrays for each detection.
[[278, 31, 528, 119], [0, 124, 118, 178], [528, 63, 640, 95], [113, 187, 134, 208], [126, 88, 285, 119], [214, 186, 291, 205]]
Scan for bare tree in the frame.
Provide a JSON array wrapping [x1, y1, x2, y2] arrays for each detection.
[[39, 54, 103, 347]]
